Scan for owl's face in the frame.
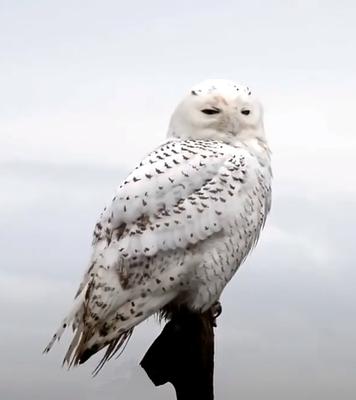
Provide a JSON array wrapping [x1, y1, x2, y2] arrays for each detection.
[[168, 79, 264, 143]]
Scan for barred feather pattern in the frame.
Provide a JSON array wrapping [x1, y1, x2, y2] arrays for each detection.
[[44, 137, 272, 370]]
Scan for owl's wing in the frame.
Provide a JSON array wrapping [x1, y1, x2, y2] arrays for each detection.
[[92, 138, 258, 260]]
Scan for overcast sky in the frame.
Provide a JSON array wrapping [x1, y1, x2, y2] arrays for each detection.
[[1, 1, 356, 399]]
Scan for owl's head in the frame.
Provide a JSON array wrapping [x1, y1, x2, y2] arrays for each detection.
[[168, 79, 265, 144]]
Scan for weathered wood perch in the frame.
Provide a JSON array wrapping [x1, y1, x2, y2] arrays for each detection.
[[140, 305, 221, 400]]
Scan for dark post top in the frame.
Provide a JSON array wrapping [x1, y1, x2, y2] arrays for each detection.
[[140, 308, 216, 400]]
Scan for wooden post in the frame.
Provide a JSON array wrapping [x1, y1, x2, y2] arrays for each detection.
[[140, 306, 220, 400]]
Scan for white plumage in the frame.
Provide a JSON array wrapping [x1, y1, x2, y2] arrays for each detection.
[[45, 79, 272, 370]]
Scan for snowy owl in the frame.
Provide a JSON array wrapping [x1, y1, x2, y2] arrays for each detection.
[[44, 79, 272, 371]]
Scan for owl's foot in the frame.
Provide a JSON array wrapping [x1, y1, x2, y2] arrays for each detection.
[[210, 301, 222, 327]]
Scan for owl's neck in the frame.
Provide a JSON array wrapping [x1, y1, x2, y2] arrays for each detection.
[[232, 126, 270, 165]]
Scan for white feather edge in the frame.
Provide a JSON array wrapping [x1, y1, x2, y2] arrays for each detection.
[[43, 282, 89, 354]]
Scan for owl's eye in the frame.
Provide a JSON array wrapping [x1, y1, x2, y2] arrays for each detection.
[[241, 109, 251, 116], [201, 108, 221, 115]]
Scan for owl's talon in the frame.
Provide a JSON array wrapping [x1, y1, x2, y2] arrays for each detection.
[[210, 301, 222, 327]]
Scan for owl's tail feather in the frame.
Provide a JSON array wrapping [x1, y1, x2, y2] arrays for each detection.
[[67, 291, 176, 374], [91, 329, 133, 376], [43, 282, 89, 354]]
